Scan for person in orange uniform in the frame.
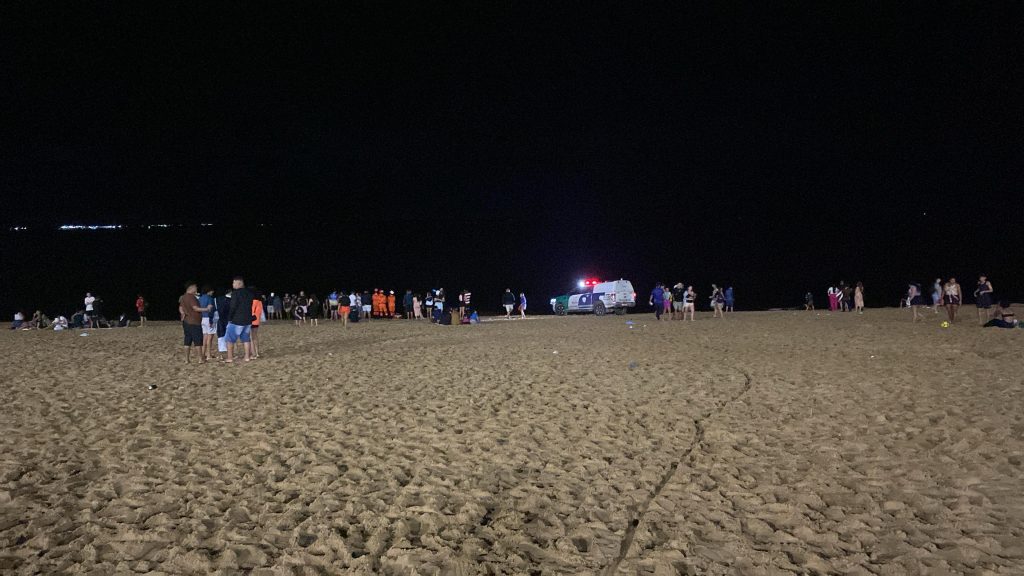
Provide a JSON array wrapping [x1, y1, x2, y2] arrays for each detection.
[[372, 289, 383, 318], [386, 290, 396, 318]]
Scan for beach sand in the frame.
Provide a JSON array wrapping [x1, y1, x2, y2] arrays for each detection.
[[1, 309, 1022, 575]]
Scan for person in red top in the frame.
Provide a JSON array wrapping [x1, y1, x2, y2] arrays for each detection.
[[251, 293, 264, 358], [136, 295, 147, 326]]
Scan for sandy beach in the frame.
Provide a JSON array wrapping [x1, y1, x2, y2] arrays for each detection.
[[1, 309, 1022, 575]]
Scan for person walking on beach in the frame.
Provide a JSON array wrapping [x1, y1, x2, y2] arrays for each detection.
[[711, 284, 725, 318], [724, 286, 735, 313], [908, 283, 924, 322], [975, 275, 994, 325], [662, 285, 672, 318], [519, 292, 527, 319], [854, 282, 865, 314], [135, 295, 147, 326], [650, 282, 665, 321], [931, 278, 943, 314], [178, 283, 209, 364], [944, 277, 962, 323], [670, 283, 685, 320], [225, 277, 255, 363], [502, 288, 516, 319], [827, 286, 838, 311], [805, 291, 815, 311]]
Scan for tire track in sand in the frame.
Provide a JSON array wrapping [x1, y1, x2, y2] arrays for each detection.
[[603, 368, 754, 576]]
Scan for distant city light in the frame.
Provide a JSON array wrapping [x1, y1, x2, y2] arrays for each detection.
[[59, 224, 123, 230], [9, 226, 29, 231]]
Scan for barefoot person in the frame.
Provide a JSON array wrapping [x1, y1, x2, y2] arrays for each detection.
[[519, 292, 527, 319], [135, 294, 147, 326], [974, 275, 994, 325], [854, 282, 865, 314], [710, 284, 725, 318], [225, 277, 255, 363], [944, 277, 962, 324], [931, 278, 942, 313], [502, 288, 516, 319], [199, 286, 217, 361], [683, 285, 696, 321], [908, 283, 924, 322], [983, 301, 1018, 328], [250, 290, 264, 357], [649, 282, 665, 321], [178, 282, 209, 364]]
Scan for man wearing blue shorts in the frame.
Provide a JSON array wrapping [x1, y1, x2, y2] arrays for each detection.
[[225, 276, 255, 363]]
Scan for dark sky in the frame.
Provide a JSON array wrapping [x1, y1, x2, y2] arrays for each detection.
[[1, 3, 1022, 312]]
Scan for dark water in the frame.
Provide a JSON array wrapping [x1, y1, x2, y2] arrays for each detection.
[[2, 215, 1019, 320]]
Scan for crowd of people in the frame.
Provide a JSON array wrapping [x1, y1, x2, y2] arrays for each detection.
[[647, 283, 734, 321], [169, 280, 533, 363], [903, 275, 1015, 327]]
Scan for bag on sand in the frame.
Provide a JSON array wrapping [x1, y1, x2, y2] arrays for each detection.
[[348, 308, 360, 322]]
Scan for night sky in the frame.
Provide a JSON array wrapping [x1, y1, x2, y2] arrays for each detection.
[[2, 4, 1021, 315]]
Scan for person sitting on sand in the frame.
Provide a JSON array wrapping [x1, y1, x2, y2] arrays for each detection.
[[983, 301, 1017, 329], [52, 315, 68, 331], [10, 311, 25, 330]]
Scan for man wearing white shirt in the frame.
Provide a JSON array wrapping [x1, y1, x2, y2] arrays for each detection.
[[84, 292, 97, 328]]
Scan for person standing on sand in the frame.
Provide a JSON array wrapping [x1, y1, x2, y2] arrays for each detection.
[[502, 288, 516, 319], [250, 289, 264, 357], [135, 295, 147, 326], [944, 277, 962, 324], [683, 285, 696, 321], [424, 290, 434, 319], [908, 283, 924, 322], [199, 286, 217, 361], [225, 277, 255, 363], [724, 286, 735, 313], [404, 290, 415, 319], [854, 282, 865, 314], [519, 292, 527, 319], [215, 289, 230, 360], [974, 275, 994, 325], [412, 293, 423, 319], [841, 282, 853, 312], [650, 282, 665, 321], [387, 290, 397, 318], [84, 292, 97, 328], [931, 278, 943, 314], [178, 283, 209, 364], [805, 291, 814, 311], [662, 285, 672, 318], [827, 286, 838, 311]]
